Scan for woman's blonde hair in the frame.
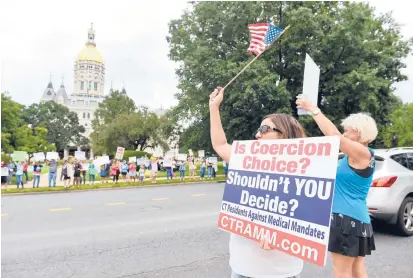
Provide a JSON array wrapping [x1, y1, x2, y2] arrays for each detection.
[[341, 112, 378, 143]]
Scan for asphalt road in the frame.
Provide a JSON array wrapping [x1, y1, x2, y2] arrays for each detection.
[[1, 183, 412, 278]]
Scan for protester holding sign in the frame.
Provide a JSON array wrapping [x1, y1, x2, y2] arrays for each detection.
[[32, 161, 43, 188], [61, 160, 71, 188], [210, 86, 307, 278], [1, 161, 8, 188], [129, 162, 137, 183], [23, 160, 29, 184], [48, 159, 58, 187], [296, 96, 378, 278], [15, 161, 24, 189]]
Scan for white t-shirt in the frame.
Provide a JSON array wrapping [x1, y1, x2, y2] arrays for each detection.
[[229, 234, 303, 278]]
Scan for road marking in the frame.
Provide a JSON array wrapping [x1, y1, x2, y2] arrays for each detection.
[[1, 213, 8, 216], [50, 207, 72, 212], [191, 194, 205, 197], [152, 198, 169, 201], [106, 202, 126, 206]]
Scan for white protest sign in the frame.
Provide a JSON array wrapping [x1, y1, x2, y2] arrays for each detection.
[[129, 156, 137, 163], [188, 149, 194, 156], [177, 154, 187, 161], [218, 136, 340, 267], [165, 151, 175, 159], [115, 147, 125, 160], [33, 152, 45, 161], [198, 150, 205, 158], [46, 152, 59, 160], [207, 157, 218, 164], [101, 156, 110, 164], [298, 54, 320, 115], [1, 167, 9, 176], [153, 151, 162, 158], [136, 157, 144, 166], [75, 151, 86, 160], [163, 159, 172, 168], [81, 163, 89, 170]]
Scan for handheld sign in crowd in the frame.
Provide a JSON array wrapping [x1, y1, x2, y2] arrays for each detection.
[[75, 151, 86, 160], [153, 151, 162, 158], [198, 150, 205, 158], [163, 160, 172, 168], [217, 136, 340, 267], [33, 152, 45, 162], [177, 154, 187, 161], [129, 156, 137, 163], [12, 151, 28, 162], [298, 54, 320, 116], [1, 167, 8, 176], [115, 147, 125, 160], [46, 152, 59, 160]]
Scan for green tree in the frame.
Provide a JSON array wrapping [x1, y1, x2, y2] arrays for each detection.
[[14, 126, 56, 159], [22, 101, 88, 151], [383, 103, 413, 147], [91, 107, 168, 155], [92, 90, 136, 129], [167, 1, 411, 149], [1, 92, 24, 152]]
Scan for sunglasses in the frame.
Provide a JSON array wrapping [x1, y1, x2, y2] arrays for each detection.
[[257, 125, 283, 134]]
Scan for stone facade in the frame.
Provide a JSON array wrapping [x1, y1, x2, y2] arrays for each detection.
[[40, 23, 106, 138]]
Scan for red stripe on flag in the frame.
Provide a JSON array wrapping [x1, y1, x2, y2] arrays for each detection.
[[217, 213, 327, 266], [248, 23, 269, 27]]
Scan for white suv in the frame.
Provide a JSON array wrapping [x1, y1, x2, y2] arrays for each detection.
[[366, 148, 413, 236]]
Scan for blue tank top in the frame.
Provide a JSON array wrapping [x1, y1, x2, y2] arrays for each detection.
[[332, 148, 375, 223]]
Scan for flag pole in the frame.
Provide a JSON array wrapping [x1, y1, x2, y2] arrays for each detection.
[[222, 25, 290, 90]]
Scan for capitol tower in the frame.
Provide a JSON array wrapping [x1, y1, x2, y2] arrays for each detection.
[[40, 23, 107, 159]]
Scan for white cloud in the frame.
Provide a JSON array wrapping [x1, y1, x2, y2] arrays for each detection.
[[0, 0, 189, 109], [0, 0, 412, 110]]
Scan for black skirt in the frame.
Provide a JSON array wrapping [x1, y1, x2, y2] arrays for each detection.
[[328, 213, 376, 257]]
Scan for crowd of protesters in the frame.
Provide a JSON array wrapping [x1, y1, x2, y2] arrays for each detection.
[[1, 154, 228, 190]]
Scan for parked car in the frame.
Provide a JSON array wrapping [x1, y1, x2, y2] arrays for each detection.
[[367, 148, 413, 236]]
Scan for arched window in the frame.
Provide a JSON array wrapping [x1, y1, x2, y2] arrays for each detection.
[[87, 113, 90, 119], [83, 112, 86, 119]]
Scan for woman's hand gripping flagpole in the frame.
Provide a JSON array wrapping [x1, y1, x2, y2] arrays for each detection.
[[222, 25, 290, 91]]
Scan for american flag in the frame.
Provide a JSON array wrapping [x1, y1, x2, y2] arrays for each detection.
[[248, 23, 283, 55]]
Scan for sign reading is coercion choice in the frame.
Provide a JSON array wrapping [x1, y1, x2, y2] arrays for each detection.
[[217, 136, 340, 267]]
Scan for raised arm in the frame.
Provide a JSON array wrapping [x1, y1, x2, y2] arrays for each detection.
[[296, 96, 371, 165], [209, 87, 231, 163]]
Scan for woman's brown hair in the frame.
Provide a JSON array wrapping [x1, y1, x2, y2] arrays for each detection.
[[264, 113, 307, 139]]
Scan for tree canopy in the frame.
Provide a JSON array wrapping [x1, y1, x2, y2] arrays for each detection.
[[1, 92, 23, 153], [383, 103, 413, 147], [90, 91, 169, 155], [22, 101, 88, 151], [166, 1, 411, 150]]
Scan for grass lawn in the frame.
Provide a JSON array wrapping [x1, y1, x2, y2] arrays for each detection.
[[1, 175, 227, 194]]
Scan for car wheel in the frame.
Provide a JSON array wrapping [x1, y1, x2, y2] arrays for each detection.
[[397, 197, 413, 237]]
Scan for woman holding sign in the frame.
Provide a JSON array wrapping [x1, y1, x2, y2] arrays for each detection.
[[210, 87, 306, 278], [296, 96, 378, 278]]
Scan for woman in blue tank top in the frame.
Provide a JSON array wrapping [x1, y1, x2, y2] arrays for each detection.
[[296, 96, 378, 278]]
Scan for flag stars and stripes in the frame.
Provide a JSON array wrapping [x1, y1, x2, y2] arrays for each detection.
[[248, 22, 283, 56]]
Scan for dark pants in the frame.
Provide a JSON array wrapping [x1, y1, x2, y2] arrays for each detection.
[[23, 171, 29, 182]]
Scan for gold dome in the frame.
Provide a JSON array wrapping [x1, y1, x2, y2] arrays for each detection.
[[76, 43, 104, 63]]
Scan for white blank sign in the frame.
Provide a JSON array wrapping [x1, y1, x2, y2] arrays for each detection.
[[298, 54, 320, 115]]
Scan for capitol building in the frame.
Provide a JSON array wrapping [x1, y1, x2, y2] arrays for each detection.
[[40, 23, 106, 139], [39, 24, 178, 159]]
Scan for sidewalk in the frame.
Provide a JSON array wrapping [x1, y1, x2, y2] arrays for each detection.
[[5, 170, 225, 189]]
